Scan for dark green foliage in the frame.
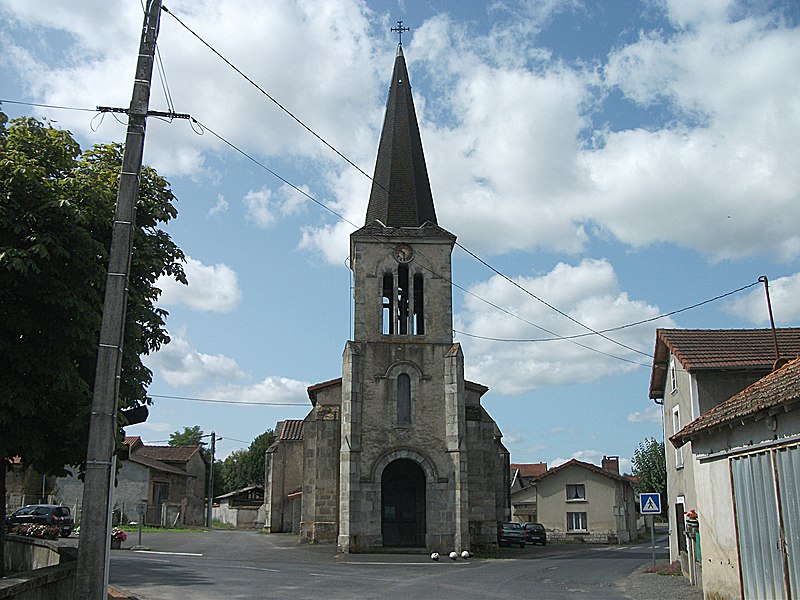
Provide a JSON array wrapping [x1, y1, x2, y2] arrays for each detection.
[[169, 425, 210, 463], [631, 437, 667, 503], [0, 113, 186, 477], [218, 430, 275, 494]]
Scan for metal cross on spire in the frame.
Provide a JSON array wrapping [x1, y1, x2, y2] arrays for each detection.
[[391, 20, 410, 44]]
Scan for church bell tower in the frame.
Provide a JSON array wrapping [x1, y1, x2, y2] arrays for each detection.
[[338, 44, 474, 552]]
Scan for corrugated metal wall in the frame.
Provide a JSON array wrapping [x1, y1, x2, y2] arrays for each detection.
[[776, 445, 799, 599], [732, 443, 799, 600], [732, 451, 785, 599]]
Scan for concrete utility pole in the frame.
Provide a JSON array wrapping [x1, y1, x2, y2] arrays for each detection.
[[206, 431, 216, 527], [74, 1, 162, 597]]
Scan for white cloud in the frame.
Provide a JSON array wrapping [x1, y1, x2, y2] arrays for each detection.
[[550, 449, 603, 468], [208, 194, 229, 217], [459, 258, 674, 394], [243, 187, 276, 228], [138, 421, 173, 434], [502, 431, 524, 444], [5, 2, 799, 263], [594, 6, 800, 261], [157, 256, 241, 313], [244, 183, 311, 229], [627, 405, 663, 424], [206, 376, 311, 406], [724, 273, 800, 325], [550, 426, 577, 435], [145, 332, 247, 387]]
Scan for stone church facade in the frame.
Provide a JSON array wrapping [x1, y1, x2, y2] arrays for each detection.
[[264, 44, 510, 553]]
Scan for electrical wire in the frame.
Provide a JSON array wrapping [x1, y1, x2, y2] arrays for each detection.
[[160, 5, 375, 185], [149, 393, 307, 406], [156, 7, 664, 359], [1, 98, 761, 365], [0, 99, 97, 112], [454, 279, 762, 343]]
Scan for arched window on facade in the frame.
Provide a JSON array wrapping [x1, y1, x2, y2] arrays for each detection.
[[397, 373, 411, 425]]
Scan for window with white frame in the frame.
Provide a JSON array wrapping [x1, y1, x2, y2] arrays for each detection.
[[670, 357, 678, 394], [566, 484, 586, 501], [672, 405, 683, 468], [567, 512, 587, 531]]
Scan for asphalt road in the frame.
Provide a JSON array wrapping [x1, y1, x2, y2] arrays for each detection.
[[106, 529, 683, 600]]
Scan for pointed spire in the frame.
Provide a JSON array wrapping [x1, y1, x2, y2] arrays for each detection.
[[365, 44, 437, 228]]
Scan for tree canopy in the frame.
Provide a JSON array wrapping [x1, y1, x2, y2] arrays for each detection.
[[631, 437, 667, 504], [216, 429, 275, 496], [0, 113, 186, 477], [169, 425, 210, 463]]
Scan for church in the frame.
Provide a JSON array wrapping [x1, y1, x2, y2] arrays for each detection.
[[263, 43, 510, 553]]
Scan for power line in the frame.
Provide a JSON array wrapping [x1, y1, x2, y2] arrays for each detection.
[[455, 242, 651, 357], [1, 97, 762, 365], [149, 393, 307, 406], [160, 5, 375, 185], [454, 279, 763, 343], [0, 99, 98, 112], [188, 117, 649, 364], [154, 9, 659, 359]]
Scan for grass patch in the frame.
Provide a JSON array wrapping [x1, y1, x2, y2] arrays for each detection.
[[212, 519, 235, 529]]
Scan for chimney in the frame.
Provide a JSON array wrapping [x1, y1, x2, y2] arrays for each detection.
[[602, 455, 619, 474]]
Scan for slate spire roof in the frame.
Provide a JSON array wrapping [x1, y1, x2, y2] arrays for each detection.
[[365, 44, 437, 228]]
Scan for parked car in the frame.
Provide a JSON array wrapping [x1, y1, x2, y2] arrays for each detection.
[[497, 521, 526, 548], [522, 522, 547, 545], [4, 505, 74, 537]]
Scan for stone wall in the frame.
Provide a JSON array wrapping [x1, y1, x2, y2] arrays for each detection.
[[1, 537, 76, 600]]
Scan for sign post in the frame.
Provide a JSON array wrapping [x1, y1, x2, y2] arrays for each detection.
[[640, 493, 661, 567]]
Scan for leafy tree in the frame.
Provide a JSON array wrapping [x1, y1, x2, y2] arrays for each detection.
[[169, 425, 210, 463], [0, 113, 185, 576], [218, 430, 275, 494], [0, 113, 186, 477], [631, 437, 667, 505]]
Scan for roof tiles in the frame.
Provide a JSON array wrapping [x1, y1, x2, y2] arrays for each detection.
[[671, 356, 800, 447], [650, 328, 800, 398], [135, 445, 201, 463], [278, 420, 304, 441]]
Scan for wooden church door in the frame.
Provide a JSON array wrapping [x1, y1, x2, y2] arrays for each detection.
[[381, 459, 425, 547]]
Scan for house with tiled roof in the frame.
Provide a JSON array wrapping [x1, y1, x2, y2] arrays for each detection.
[[264, 419, 305, 534], [510, 456, 637, 543], [649, 327, 800, 579], [55, 438, 206, 526], [669, 356, 800, 600]]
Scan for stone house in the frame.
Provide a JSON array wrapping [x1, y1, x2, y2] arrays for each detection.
[[649, 328, 800, 575], [55, 436, 207, 526], [512, 457, 638, 543], [263, 44, 510, 554], [264, 419, 304, 534], [671, 356, 800, 600]]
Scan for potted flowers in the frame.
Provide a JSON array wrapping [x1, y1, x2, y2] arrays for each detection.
[[684, 509, 699, 536], [111, 527, 127, 549]]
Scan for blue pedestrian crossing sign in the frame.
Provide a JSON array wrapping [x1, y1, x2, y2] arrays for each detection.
[[640, 493, 661, 514]]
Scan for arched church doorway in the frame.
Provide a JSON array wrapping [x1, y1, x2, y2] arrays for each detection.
[[381, 458, 425, 547]]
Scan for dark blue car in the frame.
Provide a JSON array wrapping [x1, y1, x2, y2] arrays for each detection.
[[522, 522, 547, 545]]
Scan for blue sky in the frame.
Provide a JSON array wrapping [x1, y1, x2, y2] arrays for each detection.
[[2, 0, 800, 472]]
